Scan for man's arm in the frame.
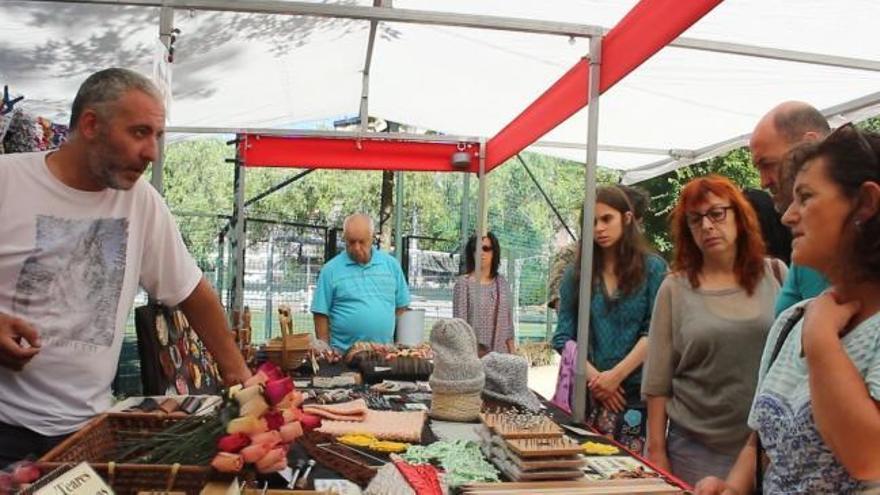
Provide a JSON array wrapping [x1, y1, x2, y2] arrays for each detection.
[[314, 313, 331, 343], [178, 278, 250, 386]]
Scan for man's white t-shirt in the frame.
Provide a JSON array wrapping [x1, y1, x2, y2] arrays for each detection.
[[0, 151, 202, 436]]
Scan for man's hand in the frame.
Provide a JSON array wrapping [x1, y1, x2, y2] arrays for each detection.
[[694, 476, 740, 495], [0, 312, 41, 371], [221, 366, 252, 387]]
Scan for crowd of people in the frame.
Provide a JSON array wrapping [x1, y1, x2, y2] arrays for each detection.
[[1, 66, 879, 492], [548, 102, 880, 492]]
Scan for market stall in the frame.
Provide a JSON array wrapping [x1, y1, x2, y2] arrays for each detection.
[[24, 333, 689, 495]]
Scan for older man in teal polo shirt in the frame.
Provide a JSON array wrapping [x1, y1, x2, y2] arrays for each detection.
[[311, 214, 411, 352]]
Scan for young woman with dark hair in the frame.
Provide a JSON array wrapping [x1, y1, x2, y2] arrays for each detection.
[[696, 125, 880, 494], [551, 186, 667, 452], [642, 175, 786, 486], [453, 232, 514, 354]]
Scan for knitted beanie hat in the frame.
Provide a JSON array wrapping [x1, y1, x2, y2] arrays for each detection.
[[481, 352, 542, 412], [429, 318, 484, 421], [429, 318, 484, 394]]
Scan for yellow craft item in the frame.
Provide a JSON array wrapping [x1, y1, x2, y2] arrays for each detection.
[[338, 433, 409, 453], [582, 441, 620, 455], [369, 440, 409, 453], [338, 433, 376, 448]]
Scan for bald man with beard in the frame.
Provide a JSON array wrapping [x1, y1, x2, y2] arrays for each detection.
[[748, 101, 831, 315]]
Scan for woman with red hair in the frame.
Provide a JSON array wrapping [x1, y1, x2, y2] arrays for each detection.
[[642, 175, 786, 486]]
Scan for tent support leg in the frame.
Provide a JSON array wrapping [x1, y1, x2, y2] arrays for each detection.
[[573, 37, 602, 425]]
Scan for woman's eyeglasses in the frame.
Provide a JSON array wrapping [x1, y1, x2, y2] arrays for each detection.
[[686, 206, 733, 228]]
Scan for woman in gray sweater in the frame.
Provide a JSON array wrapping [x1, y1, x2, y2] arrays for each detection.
[[642, 175, 785, 486]]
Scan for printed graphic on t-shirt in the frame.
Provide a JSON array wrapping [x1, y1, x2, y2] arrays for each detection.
[[12, 215, 128, 349]]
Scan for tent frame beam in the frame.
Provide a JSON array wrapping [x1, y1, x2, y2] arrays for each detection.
[[19, 0, 880, 72], [621, 89, 880, 184], [165, 126, 696, 159]]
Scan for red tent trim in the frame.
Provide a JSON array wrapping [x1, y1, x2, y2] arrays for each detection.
[[238, 135, 480, 173], [485, 0, 723, 170]]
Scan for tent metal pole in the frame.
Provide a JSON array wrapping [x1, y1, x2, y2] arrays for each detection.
[[394, 171, 404, 262], [460, 172, 470, 268], [229, 137, 247, 327], [22, 0, 880, 72], [573, 37, 602, 425], [150, 5, 172, 196], [166, 126, 482, 144], [473, 139, 487, 327]]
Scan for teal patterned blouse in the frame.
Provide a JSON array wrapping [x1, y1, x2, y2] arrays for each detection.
[[552, 253, 667, 403]]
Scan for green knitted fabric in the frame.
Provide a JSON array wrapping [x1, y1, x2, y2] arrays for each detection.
[[402, 440, 499, 487]]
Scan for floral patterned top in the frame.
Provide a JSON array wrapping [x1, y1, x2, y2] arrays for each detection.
[[452, 274, 514, 353], [749, 302, 880, 493]]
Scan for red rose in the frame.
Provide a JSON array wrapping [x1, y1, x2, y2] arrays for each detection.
[[217, 432, 251, 453], [262, 410, 285, 431], [265, 377, 295, 405]]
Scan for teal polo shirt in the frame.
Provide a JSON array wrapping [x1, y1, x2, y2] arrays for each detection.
[[311, 247, 410, 352], [774, 263, 829, 316]]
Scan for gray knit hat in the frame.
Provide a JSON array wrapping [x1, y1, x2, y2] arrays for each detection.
[[481, 352, 542, 412], [429, 318, 484, 421]]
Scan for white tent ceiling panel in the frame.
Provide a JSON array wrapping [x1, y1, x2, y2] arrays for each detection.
[[168, 11, 369, 127], [369, 22, 589, 138], [0, 2, 160, 122], [536, 48, 880, 172], [1, 0, 879, 180]]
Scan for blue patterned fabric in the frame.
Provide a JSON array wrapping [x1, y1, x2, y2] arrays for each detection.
[[749, 302, 880, 493]]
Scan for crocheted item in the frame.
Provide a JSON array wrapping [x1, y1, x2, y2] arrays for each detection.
[[481, 352, 542, 412], [402, 440, 499, 488], [429, 318, 484, 395], [430, 390, 482, 422], [364, 463, 415, 495], [317, 409, 427, 443], [393, 457, 444, 495], [303, 398, 367, 421]]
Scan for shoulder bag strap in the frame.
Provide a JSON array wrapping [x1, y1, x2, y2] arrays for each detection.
[[755, 304, 806, 493], [490, 277, 501, 351]]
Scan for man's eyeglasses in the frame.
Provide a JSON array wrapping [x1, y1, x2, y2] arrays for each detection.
[[686, 206, 733, 228]]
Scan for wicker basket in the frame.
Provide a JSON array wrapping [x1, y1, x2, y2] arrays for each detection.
[[264, 333, 310, 370], [39, 413, 213, 494]]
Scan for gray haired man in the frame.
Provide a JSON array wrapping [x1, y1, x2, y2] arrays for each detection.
[[0, 68, 250, 466]]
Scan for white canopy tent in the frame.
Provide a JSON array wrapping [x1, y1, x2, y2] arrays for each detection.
[[2, 0, 880, 182]]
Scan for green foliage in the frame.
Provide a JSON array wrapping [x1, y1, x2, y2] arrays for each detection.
[[638, 147, 760, 256], [157, 136, 764, 302]]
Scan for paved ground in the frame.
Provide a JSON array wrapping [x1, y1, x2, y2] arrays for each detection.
[[527, 354, 560, 401]]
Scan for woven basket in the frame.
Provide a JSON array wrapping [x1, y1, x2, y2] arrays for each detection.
[[39, 413, 212, 494], [264, 333, 310, 370]]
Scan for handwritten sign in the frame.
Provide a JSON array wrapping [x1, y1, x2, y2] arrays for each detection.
[[35, 462, 112, 495]]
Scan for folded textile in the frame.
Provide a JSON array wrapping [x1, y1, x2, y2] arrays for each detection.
[[393, 456, 444, 495], [303, 398, 367, 422], [317, 409, 427, 443]]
